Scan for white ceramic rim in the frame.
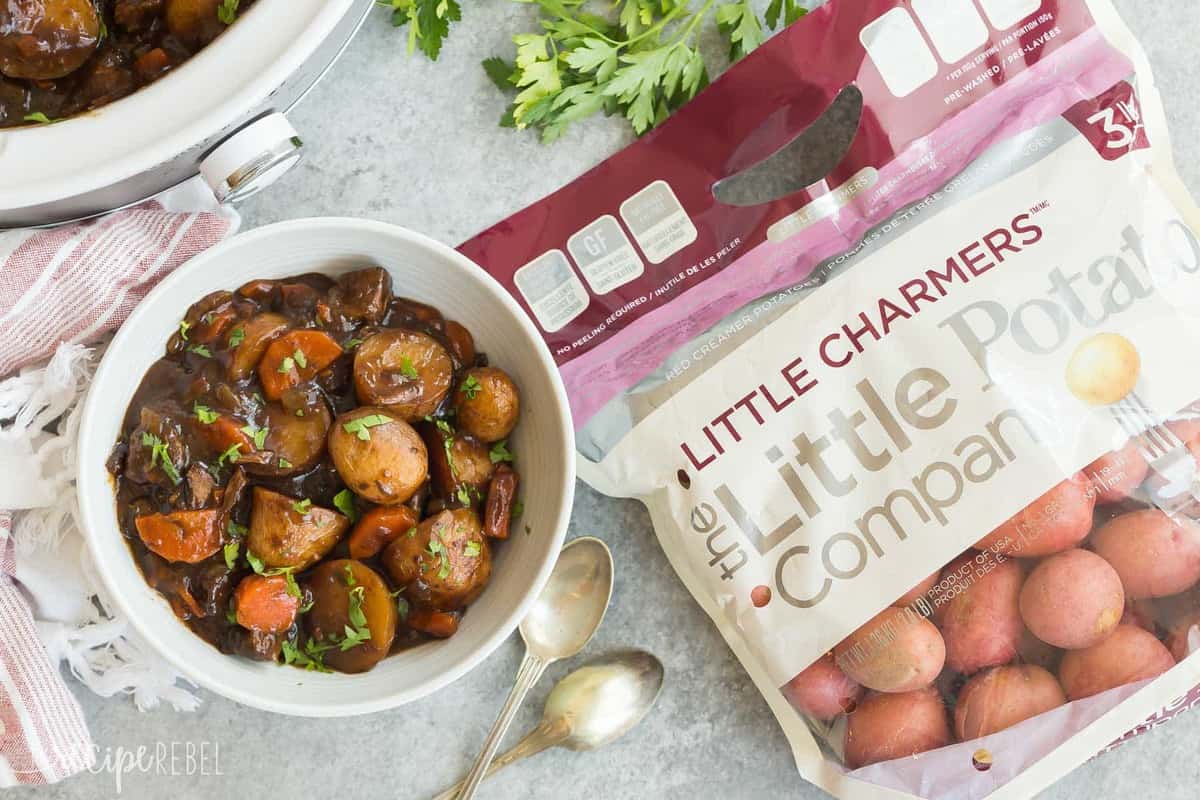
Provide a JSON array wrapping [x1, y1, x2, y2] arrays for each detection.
[[74, 217, 577, 716], [0, 0, 355, 209]]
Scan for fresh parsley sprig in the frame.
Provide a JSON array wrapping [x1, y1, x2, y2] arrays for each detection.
[[384, 0, 463, 60], [484, 0, 804, 141]]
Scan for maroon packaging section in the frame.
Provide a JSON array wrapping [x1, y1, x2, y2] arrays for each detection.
[[459, 0, 1092, 368]]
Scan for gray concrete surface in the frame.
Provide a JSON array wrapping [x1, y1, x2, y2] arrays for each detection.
[[15, 1, 1200, 798]]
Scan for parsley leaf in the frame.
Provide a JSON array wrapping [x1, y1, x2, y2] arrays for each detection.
[[342, 414, 393, 441], [23, 112, 60, 125], [489, 440, 513, 464], [427, 532, 452, 580], [140, 432, 182, 485], [179, 320, 192, 341], [218, 443, 242, 466], [464, 540, 481, 558], [387, 0, 462, 61], [223, 541, 240, 570], [278, 457, 293, 469], [240, 423, 269, 450], [292, 498, 313, 515], [229, 327, 246, 348], [342, 338, 363, 350], [227, 519, 248, 538], [399, 356, 418, 379], [333, 489, 358, 522], [246, 549, 266, 574], [486, 0, 781, 141], [217, 0, 240, 26], [277, 356, 295, 374], [512, 499, 525, 519], [194, 403, 219, 424], [460, 375, 481, 399], [188, 344, 212, 358], [716, 2, 766, 63], [292, 348, 308, 369], [456, 485, 473, 506]]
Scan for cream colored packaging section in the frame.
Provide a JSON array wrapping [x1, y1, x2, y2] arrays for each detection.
[[577, 1, 1200, 797]]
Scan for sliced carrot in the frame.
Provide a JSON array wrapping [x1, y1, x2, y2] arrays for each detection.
[[234, 574, 300, 634], [135, 509, 223, 564], [347, 505, 419, 560], [406, 608, 460, 638], [198, 415, 256, 456], [258, 330, 343, 400]]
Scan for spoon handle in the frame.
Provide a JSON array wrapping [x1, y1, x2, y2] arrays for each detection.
[[431, 720, 562, 800], [454, 651, 550, 800]]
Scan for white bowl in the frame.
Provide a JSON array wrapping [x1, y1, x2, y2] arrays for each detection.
[[75, 218, 575, 716]]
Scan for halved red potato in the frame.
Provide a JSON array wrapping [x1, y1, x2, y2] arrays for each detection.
[[328, 407, 428, 505], [382, 508, 491, 611], [246, 487, 349, 571], [305, 560, 397, 673], [353, 329, 453, 420], [453, 367, 520, 443]]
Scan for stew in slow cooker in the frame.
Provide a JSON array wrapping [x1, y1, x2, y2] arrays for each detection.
[[107, 267, 525, 674], [0, 0, 258, 128]]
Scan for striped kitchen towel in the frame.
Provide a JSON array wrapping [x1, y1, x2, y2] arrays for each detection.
[[0, 179, 239, 786]]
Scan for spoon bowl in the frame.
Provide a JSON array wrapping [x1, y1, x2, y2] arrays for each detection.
[[521, 537, 614, 660], [544, 650, 665, 751], [433, 650, 665, 800]]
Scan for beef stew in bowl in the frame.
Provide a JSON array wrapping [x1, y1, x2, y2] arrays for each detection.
[[109, 266, 525, 674], [1, 0, 258, 128]]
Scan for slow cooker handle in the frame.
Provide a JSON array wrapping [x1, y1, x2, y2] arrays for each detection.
[[199, 113, 304, 204]]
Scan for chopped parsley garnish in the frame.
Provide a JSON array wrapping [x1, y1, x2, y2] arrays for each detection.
[[280, 569, 301, 599], [399, 356, 418, 379], [179, 320, 192, 340], [339, 586, 372, 651], [342, 413, 393, 441], [23, 112, 59, 124], [226, 520, 247, 538], [394, 594, 410, 619], [277, 356, 295, 374], [240, 423, 269, 449], [295, 409, 305, 417], [278, 457, 293, 469], [246, 549, 266, 574], [343, 563, 357, 587], [460, 375, 481, 399], [217, 443, 242, 466], [489, 440, 513, 464], [223, 541, 240, 570], [140, 432, 181, 485], [464, 540, 481, 558], [293, 349, 308, 369], [427, 532, 452, 580], [292, 498, 313, 515], [229, 328, 246, 347], [225, 607, 238, 625], [435, 419, 454, 435], [282, 639, 334, 673], [188, 344, 212, 358], [406, 527, 417, 538], [217, 0, 240, 25], [194, 403, 219, 424], [342, 338, 363, 350], [456, 485, 473, 506], [512, 499, 524, 519], [333, 489, 358, 522]]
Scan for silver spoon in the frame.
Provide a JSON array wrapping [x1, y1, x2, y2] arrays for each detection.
[[434, 650, 664, 800], [454, 536, 614, 800]]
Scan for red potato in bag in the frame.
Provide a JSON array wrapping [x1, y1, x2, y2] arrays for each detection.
[[1020, 550, 1124, 650], [453, 0, 1200, 796], [954, 665, 1066, 740], [1058, 625, 1175, 700], [974, 473, 1095, 557], [940, 554, 1025, 674], [781, 653, 863, 721], [1091, 510, 1200, 599], [843, 688, 951, 769], [833, 607, 944, 693]]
